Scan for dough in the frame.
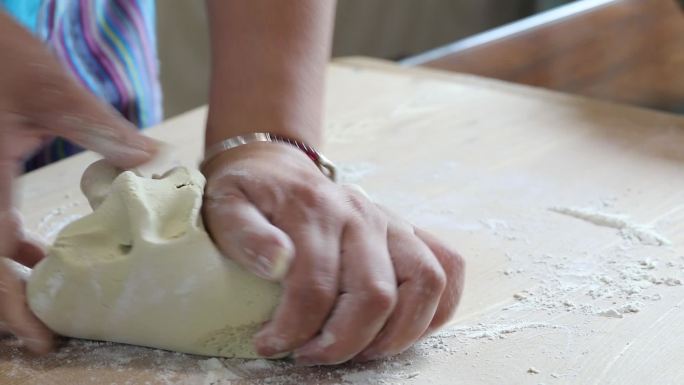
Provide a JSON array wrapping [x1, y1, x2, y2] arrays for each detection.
[[27, 161, 281, 358]]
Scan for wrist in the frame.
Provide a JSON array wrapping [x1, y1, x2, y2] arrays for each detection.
[[205, 114, 323, 150], [201, 133, 337, 182]]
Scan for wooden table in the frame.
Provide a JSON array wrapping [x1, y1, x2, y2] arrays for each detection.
[[3, 58, 684, 384], [404, 0, 684, 114]]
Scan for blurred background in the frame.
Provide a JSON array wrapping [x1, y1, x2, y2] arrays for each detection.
[[157, 0, 576, 119]]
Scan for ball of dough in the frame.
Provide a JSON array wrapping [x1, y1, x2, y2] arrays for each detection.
[[27, 160, 281, 358]]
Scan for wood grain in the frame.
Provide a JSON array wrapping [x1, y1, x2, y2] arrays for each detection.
[[417, 0, 684, 113], [2, 58, 684, 384]]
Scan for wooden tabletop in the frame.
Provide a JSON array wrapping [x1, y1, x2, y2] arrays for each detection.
[[3, 58, 684, 384], [404, 0, 684, 114]]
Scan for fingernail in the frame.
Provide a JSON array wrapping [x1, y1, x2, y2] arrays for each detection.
[[253, 329, 286, 356], [135, 142, 179, 177], [245, 246, 292, 281], [128, 137, 161, 159], [132, 136, 160, 152]]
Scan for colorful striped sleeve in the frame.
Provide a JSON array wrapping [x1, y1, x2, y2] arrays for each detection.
[[4, 0, 163, 170]]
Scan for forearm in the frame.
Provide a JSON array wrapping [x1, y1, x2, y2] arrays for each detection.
[[205, 0, 335, 149]]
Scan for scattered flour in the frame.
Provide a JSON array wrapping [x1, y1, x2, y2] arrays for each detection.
[[480, 219, 510, 231], [197, 358, 240, 384], [549, 206, 671, 246], [239, 358, 275, 371], [340, 367, 421, 384], [29, 194, 84, 243], [595, 302, 641, 319], [6, 175, 680, 384], [37, 214, 82, 242], [424, 322, 558, 341], [596, 308, 623, 319], [340, 369, 395, 384], [337, 162, 378, 184]]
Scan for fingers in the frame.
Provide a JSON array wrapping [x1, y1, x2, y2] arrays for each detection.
[[203, 188, 294, 281], [200, 144, 465, 364], [293, 217, 397, 366], [253, 200, 342, 357], [0, 155, 52, 354], [0, 157, 21, 257], [415, 227, 465, 333], [0, 258, 53, 354], [46, 99, 159, 169], [1, 12, 158, 169], [14, 44, 158, 168], [355, 223, 445, 361]]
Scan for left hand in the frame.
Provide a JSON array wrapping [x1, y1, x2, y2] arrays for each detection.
[[0, 234, 51, 354], [202, 142, 465, 365], [0, 12, 158, 354]]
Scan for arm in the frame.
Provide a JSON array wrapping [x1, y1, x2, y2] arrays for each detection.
[[205, 0, 335, 148], [0, 11, 157, 354], [201, 1, 464, 365]]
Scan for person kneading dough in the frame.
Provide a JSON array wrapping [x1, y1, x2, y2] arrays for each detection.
[[0, 1, 464, 365]]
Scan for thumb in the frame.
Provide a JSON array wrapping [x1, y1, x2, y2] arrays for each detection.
[[0, 258, 54, 354], [203, 190, 294, 281], [22, 58, 159, 169], [0, 163, 52, 353], [5, 11, 160, 170], [46, 94, 159, 169]]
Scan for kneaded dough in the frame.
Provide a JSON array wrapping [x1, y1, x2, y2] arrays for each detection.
[[27, 160, 281, 358]]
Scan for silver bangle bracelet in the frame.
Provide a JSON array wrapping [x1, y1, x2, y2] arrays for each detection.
[[201, 132, 338, 182]]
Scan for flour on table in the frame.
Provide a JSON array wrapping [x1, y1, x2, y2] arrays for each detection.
[[596, 308, 623, 319], [36, 207, 82, 243], [595, 302, 641, 318], [337, 162, 378, 184], [197, 358, 240, 383], [549, 206, 671, 246]]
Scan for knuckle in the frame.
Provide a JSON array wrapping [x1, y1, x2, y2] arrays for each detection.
[[419, 263, 448, 296], [365, 282, 397, 313], [293, 183, 333, 210], [344, 190, 384, 226], [289, 280, 337, 309], [433, 256, 466, 328], [345, 189, 371, 213], [445, 248, 466, 282]]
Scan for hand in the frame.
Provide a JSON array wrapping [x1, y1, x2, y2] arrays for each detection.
[[0, 234, 51, 353], [202, 142, 465, 365], [0, 13, 157, 354]]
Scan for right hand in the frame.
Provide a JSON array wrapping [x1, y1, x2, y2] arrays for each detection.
[[202, 143, 465, 364], [0, 12, 158, 354]]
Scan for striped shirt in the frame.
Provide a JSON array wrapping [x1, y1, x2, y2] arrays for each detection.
[[0, 0, 162, 170]]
